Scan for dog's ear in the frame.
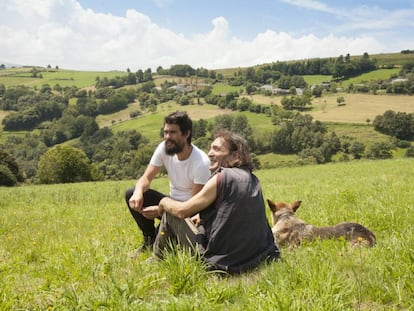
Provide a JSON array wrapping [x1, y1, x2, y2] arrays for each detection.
[[267, 199, 277, 212], [291, 200, 302, 212]]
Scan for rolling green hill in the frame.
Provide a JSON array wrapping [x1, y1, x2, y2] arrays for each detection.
[[1, 51, 413, 89], [1, 51, 413, 149], [0, 67, 126, 88]]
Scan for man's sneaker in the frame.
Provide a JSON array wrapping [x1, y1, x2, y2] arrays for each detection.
[[130, 236, 155, 259]]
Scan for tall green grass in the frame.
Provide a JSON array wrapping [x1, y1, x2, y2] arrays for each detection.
[[1, 158, 413, 310]]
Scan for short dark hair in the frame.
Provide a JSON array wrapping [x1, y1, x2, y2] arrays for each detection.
[[164, 111, 192, 144]]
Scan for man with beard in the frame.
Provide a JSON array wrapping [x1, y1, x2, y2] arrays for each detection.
[[125, 111, 211, 256]]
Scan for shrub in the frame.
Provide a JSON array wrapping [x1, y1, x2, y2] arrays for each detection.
[[366, 142, 394, 159], [0, 149, 23, 182], [405, 145, 414, 158], [0, 164, 17, 186], [36, 145, 95, 184]]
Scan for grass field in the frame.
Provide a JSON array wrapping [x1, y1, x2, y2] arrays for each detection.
[[341, 68, 401, 87], [1, 91, 413, 149], [371, 52, 414, 67], [102, 92, 414, 146], [211, 84, 244, 95], [0, 67, 126, 88], [1, 158, 413, 310], [302, 75, 332, 85], [110, 102, 233, 141], [309, 93, 414, 123]]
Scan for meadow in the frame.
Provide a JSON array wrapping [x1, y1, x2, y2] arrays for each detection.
[[309, 93, 414, 124], [1, 158, 413, 310], [0, 67, 126, 89]]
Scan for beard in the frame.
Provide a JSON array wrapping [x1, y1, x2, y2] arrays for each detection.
[[165, 139, 185, 155]]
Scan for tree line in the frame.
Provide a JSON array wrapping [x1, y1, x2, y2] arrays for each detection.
[[1, 52, 414, 186], [2, 104, 413, 186]]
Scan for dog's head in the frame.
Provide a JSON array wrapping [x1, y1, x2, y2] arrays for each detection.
[[267, 199, 302, 213], [267, 199, 302, 225]]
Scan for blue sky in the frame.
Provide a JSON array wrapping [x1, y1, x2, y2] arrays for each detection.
[[1, 0, 413, 71]]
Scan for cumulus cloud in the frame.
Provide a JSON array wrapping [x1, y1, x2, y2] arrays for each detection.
[[0, 0, 403, 71]]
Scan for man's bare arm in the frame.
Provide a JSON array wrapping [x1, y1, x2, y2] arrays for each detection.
[[159, 175, 218, 219]]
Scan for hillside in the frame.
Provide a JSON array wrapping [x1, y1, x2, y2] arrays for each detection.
[[1, 51, 413, 185], [1, 51, 414, 89]]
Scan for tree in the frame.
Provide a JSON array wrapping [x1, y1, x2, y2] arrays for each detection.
[[350, 141, 365, 159], [178, 95, 191, 106], [281, 95, 312, 111], [405, 145, 414, 158], [193, 119, 208, 139], [373, 110, 414, 140], [36, 145, 97, 184], [245, 83, 256, 95], [0, 149, 23, 186], [337, 96, 346, 106], [366, 142, 394, 159], [0, 165, 17, 186], [0, 84, 5, 97], [237, 97, 252, 111], [312, 85, 324, 97]]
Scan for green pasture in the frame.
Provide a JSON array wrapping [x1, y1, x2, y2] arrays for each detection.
[[325, 122, 391, 145], [302, 75, 332, 85], [0, 130, 41, 144], [1, 158, 413, 310], [372, 52, 414, 67], [211, 83, 244, 95], [110, 102, 233, 141], [341, 68, 401, 87], [0, 67, 126, 88], [112, 111, 165, 142], [300, 68, 402, 88], [110, 103, 276, 142]]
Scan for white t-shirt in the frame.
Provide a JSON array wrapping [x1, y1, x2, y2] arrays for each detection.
[[150, 142, 211, 201]]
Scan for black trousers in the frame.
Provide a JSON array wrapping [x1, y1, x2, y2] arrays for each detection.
[[125, 187, 166, 238]]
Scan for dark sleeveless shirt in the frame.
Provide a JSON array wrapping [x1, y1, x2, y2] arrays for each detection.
[[199, 167, 280, 273]]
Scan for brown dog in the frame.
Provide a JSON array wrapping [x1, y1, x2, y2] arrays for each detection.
[[267, 199, 376, 248]]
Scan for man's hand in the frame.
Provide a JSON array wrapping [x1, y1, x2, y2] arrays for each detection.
[[141, 205, 161, 220], [128, 191, 144, 212], [191, 214, 201, 227]]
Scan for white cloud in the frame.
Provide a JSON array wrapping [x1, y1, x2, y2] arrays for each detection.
[[281, 0, 337, 15], [0, 0, 400, 71]]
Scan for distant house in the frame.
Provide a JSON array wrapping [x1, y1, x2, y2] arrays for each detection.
[[259, 84, 302, 95], [310, 82, 330, 91], [168, 84, 192, 93], [391, 78, 408, 84], [259, 84, 275, 93]]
